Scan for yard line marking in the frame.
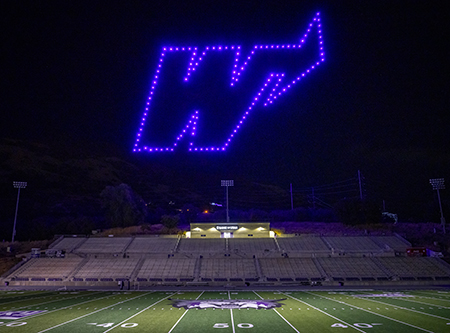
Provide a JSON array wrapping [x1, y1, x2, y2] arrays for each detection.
[[390, 297, 450, 309], [229, 290, 236, 333], [102, 292, 178, 333], [167, 291, 204, 333], [305, 291, 435, 333], [409, 292, 450, 303], [349, 294, 450, 320], [0, 291, 105, 311], [37, 292, 155, 333], [230, 309, 236, 333], [0, 293, 55, 305], [253, 291, 300, 333], [273, 308, 301, 333], [282, 292, 367, 333], [0, 291, 55, 302], [0, 291, 114, 327], [414, 291, 450, 299]]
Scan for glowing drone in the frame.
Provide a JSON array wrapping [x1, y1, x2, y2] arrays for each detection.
[[133, 12, 325, 152]]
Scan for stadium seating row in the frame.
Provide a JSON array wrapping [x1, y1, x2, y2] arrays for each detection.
[[50, 235, 411, 254], [7, 256, 450, 283]]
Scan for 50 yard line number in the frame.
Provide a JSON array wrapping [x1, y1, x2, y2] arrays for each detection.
[[214, 323, 254, 328]]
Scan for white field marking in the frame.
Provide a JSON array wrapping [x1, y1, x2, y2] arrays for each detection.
[[167, 291, 205, 333], [0, 292, 53, 304], [252, 291, 300, 333], [0, 291, 105, 311], [37, 292, 155, 333], [282, 293, 367, 333], [390, 297, 450, 309], [230, 309, 236, 333], [273, 309, 301, 333], [304, 291, 435, 333], [411, 292, 450, 302], [0, 291, 114, 327], [357, 290, 450, 304], [102, 292, 178, 333], [348, 293, 450, 321], [228, 291, 236, 333], [0, 295, 53, 306]]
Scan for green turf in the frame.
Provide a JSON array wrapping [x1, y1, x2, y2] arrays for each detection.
[[0, 289, 449, 332]]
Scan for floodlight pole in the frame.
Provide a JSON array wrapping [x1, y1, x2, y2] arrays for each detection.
[[12, 181, 27, 243], [290, 183, 294, 210], [429, 178, 446, 234], [221, 180, 234, 223]]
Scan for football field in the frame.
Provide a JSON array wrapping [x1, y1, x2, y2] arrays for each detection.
[[1, 288, 450, 332]]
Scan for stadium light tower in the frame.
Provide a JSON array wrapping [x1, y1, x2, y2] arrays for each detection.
[[12, 181, 27, 242], [429, 178, 445, 234], [221, 180, 234, 222]]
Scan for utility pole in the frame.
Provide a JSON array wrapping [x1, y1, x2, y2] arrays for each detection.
[[12, 181, 27, 243], [290, 183, 294, 210], [358, 170, 364, 200], [312, 187, 316, 209]]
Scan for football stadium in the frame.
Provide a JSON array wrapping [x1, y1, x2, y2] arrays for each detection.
[[2, 2, 449, 332], [1, 222, 450, 332]]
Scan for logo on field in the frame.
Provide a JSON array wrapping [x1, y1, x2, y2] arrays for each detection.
[[169, 298, 285, 309], [0, 310, 47, 320]]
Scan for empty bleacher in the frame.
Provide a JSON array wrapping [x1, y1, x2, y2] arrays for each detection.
[[50, 237, 87, 252], [136, 258, 196, 282], [323, 236, 383, 253], [126, 237, 177, 253], [73, 258, 139, 281], [372, 236, 410, 252], [200, 258, 258, 281], [5, 233, 450, 287], [377, 257, 450, 280], [317, 257, 389, 281], [259, 258, 323, 281], [178, 238, 226, 253], [277, 237, 330, 252], [10, 257, 83, 281], [74, 237, 131, 254], [228, 238, 277, 253]]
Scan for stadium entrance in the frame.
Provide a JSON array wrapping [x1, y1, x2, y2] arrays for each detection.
[[187, 222, 272, 238]]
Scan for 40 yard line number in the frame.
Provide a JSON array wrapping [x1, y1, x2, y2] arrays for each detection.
[[87, 323, 138, 328], [331, 323, 382, 328]]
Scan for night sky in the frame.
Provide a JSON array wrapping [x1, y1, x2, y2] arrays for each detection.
[[2, 1, 449, 219]]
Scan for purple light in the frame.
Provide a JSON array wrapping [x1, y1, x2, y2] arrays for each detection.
[[134, 12, 325, 152]]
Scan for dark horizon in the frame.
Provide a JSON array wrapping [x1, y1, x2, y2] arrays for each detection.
[[2, 1, 449, 221]]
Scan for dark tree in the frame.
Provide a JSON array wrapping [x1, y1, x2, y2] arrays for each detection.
[[160, 215, 180, 229], [334, 198, 381, 226], [100, 184, 147, 228]]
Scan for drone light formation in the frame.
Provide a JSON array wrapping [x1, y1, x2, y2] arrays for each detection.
[[133, 12, 325, 153]]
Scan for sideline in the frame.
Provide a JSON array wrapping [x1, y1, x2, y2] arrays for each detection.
[[304, 291, 435, 333], [0, 291, 112, 327], [37, 291, 156, 333]]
